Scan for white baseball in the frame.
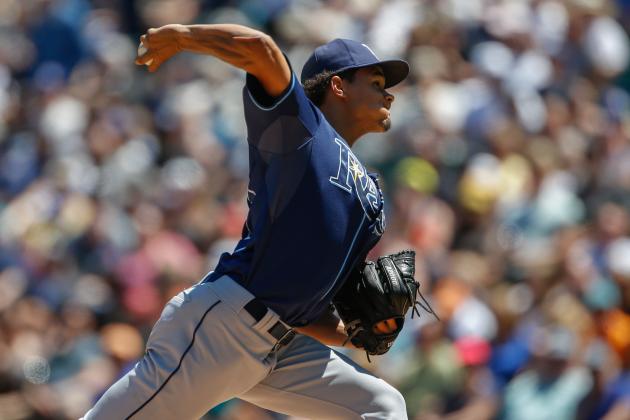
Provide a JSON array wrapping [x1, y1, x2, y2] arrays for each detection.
[[137, 42, 153, 66]]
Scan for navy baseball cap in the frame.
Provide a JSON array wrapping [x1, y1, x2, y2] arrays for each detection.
[[300, 39, 409, 89]]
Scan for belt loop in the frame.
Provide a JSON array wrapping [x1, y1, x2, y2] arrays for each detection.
[[243, 298, 295, 350]]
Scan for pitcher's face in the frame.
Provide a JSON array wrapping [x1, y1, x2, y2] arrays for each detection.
[[343, 66, 395, 133]]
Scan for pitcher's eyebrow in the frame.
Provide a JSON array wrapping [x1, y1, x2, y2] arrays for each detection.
[[371, 66, 385, 78]]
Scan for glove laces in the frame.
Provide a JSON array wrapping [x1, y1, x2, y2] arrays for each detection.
[[342, 320, 375, 362], [342, 320, 363, 347], [410, 283, 440, 321]]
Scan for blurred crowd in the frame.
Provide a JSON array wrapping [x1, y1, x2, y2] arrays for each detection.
[[0, 0, 629, 419]]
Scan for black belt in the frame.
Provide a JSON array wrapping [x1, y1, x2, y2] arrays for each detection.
[[243, 298, 296, 349]]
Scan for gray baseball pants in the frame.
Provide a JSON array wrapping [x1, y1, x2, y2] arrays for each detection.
[[82, 275, 407, 419]]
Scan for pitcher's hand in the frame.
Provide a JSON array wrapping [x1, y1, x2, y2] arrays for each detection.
[[136, 24, 188, 72]]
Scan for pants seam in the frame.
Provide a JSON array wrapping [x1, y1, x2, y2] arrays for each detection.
[[125, 300, 222, 419]]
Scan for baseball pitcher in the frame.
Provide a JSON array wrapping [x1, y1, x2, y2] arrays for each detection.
[[83, 23, 428, 419]]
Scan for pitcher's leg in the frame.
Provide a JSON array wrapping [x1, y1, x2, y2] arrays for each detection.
[[84, 282, 273, 420], [240, 334, 407, 420]]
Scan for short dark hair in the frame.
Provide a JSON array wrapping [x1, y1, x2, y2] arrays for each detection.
[[302, 68, 357, 107]]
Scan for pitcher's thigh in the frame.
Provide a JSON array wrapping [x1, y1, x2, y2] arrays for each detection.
[[240, 335, 407, 420], [84, 283, 269, 420]]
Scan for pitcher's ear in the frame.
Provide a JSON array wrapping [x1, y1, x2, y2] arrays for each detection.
[[330, 75, 347, 99]]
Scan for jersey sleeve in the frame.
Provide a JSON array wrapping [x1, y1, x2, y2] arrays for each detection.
[[242, 69, 321, 154]]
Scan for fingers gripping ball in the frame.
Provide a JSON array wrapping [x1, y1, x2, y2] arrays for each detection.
[[137, 42, 153, 66]]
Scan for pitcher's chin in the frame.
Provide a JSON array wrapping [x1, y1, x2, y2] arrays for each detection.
[[378, 117, 392, 132]]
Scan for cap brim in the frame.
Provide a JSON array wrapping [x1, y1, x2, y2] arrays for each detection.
[[379, 59, 409, 88]]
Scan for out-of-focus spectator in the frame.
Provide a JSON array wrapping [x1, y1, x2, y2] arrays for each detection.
[[396, 321, 464, 417], [501, 326, 593, 420], [439, 336, 499, 420]]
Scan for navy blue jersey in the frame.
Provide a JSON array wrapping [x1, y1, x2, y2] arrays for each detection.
[[207, 71, 385, 326]]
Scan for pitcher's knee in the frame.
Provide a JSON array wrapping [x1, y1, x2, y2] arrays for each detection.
[[370, 383, 407, 419]]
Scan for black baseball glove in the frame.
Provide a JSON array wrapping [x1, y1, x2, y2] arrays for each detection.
[[332, 250, 438, 359]]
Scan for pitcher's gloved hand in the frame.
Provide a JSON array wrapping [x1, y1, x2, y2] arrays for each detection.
[[333, 250, 438, 360]]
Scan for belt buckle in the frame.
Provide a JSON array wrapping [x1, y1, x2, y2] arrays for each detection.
[[272, 328, 296, 351]]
